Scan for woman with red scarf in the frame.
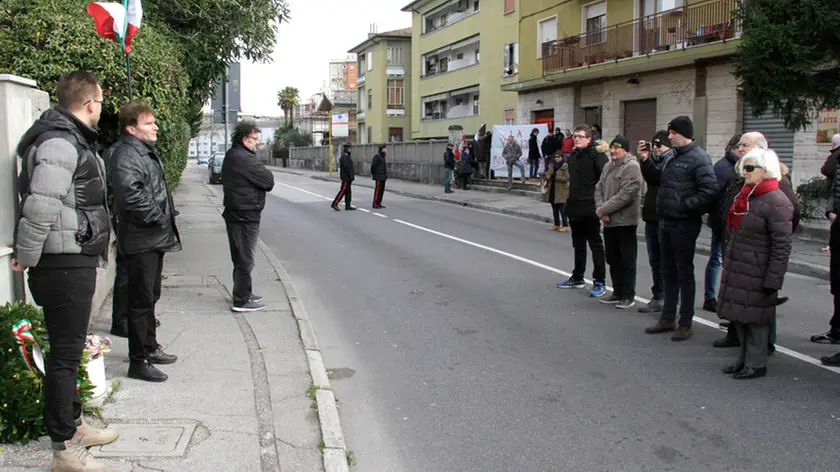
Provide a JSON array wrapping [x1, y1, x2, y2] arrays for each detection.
[[716, 148, 794, 379]]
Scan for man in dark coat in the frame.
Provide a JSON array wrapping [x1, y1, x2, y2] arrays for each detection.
[[331, 143, 356, 211], [644, 116, 718, 342], [702, 134, 743, 314], [637, 130, 673, 313], [528, 128, 541, 178], [110, 102, 182, 382], [221, 122, 275, 313], [556, 124, 609, 297], [443, 143, 456, 193], [371, 145, 388, 208]]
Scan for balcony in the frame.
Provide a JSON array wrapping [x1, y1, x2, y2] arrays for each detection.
[[542, 0, 740, 75], [357, 111, 366, 122], [357, 73, 366, 85]]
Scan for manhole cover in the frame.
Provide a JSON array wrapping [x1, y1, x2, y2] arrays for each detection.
[[90, 423, 196, 457]]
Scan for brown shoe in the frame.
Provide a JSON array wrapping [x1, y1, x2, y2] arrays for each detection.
[[53, 441, 115, 472], [702, 299, 717, 313], [558, 226, 569, 233], [671, 326, 693, 342], [548, 225, 560, 231], [73, 417, 119, 448], [645, 320, 676, 334]]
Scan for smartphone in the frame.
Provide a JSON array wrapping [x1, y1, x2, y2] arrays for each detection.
[[638, 140, 649, 151]]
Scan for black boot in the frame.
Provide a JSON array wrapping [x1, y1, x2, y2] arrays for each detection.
[[713, 324, 740, 348], [127, 361, 168, 382], [148, 346, 178, 365], [109, 324, 128, 338]]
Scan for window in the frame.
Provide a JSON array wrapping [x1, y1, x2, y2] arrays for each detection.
[[475, 48, 480, 62], [584, 1, 607, 45], [368, 89, 372, 109], [456, 53, 464, 60], [367, 127, 372, 142], [474, 0, 480, 11], [387, 80, 404, 107], [422, 0, 480, 35], [503, 42, 519, 76], [473, 95, 480, 115], [439, 57, 449, 73], [389, 128, 404, 142], [504, 108, 515, 125], [455, 97, 464, 106], [504, 0, 514, 14], [366, 51, 373, 71], [359, 87, 366, 110], [387, 46, 403, 66], [537, 17, 557, 58]]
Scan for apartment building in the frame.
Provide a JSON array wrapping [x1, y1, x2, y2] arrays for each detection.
[[349, 28, 413, 144], [401, 0, 520, 139], [503, 0, 831, 186]]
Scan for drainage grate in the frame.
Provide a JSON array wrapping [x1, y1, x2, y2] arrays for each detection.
[[90, 422, 197, 458]]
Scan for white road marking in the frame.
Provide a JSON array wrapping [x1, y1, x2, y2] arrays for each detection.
[[373, 212, 388, 218], [278, 181, 840, 375], [358, 208, 371, 213]]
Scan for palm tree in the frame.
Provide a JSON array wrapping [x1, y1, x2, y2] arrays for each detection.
[[277, 87, 300, 127]]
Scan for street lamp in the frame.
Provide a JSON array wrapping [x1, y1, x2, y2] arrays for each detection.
[[317, 94, 334, 176]]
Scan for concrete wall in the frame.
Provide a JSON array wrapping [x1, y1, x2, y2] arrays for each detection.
[[289, 140, 450, 184], [0, 74, 115, 322], [792, 125, 835, 190]]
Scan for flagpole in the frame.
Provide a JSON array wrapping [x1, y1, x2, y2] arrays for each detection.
[[125, 54, 133, 102]]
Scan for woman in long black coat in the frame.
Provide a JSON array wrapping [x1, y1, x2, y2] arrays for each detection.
[[717, 148, 793, 379], [527, 128, 541, 179]]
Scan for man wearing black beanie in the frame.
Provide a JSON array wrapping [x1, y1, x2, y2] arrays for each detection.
[[644, 115, 718, 341]]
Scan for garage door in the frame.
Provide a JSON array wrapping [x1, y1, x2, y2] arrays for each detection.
[[624, 99, 657, 148], [742, 104, 795, 168]]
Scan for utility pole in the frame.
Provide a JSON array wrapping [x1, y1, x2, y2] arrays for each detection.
[[223, 64, 230, 153]]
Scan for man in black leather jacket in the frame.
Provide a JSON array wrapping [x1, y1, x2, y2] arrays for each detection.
[[331, 143, 356, 211], [110, 102, 182, 382], [644, 116, 718, 342], [222, 122, 275, 312]]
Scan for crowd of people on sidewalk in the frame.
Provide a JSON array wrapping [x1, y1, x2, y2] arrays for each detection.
[[9, 70, 276, 472]]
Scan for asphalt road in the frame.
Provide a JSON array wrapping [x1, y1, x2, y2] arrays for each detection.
[[258, 172, 840, 472]]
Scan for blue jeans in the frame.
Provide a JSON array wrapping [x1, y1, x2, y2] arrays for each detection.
[[444, 168, 453, 192], [704, 231, 723, 301], [529, 159, 539, 178], [507, 160, 526, 185], [645, 221, 663, 299], [551, 203, 568, 227]]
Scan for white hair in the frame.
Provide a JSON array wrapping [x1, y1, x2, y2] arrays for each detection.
[[742, 131, 769, 150], [740, 147, 781, 180]]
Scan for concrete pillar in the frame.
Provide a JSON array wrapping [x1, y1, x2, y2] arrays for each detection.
[[0, 74, 49, 305], [693, 63, 708, 150]]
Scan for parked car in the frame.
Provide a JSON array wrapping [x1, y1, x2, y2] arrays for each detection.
[[208, 154, 224, 184], [197, 155, 210, 165]]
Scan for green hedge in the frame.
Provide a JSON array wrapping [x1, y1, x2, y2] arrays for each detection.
[[0, 0, 191, 189], [0, 303, 94, 444]]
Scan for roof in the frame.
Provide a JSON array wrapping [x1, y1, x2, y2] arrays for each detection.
[[347, 28, 413, 54], [401, 0, 433, 12]]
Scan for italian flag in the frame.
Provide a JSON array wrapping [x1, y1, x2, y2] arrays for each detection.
[[86, 0, 143, 53]]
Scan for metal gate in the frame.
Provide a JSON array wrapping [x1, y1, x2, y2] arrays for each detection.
[[624, 99, 657, 147], [742, 104, 795, 168]]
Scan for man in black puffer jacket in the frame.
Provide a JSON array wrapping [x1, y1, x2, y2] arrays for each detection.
[[556, 124, 609, 296], [644, 116, 718, 342], [371, 145, 388, 208], [12, 71, 119, 469], [331, 143, 356, 211], [637, 130, 673, 313], [221, 122, 275, 313], [110, 102, 183, 382]]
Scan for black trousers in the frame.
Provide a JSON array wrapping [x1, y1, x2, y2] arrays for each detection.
[[830, 220, 840, 332], [332, 181, 352, 207], [126, 251, 163, 362], [373, 180, 386, 206], [28, 267, 96, 443], [659, 218, 702, 327], [569, 217, 606, 283], [111, 251, 129, 329], [226, 220, 260, 306], [603, 225, 638, 299]]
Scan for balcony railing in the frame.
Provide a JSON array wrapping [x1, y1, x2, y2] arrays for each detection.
[[542, 0, 740, 75]]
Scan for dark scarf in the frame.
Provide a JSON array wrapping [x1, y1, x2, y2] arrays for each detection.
[[552, 157, 565, 170], [728, 178, 779, 231]]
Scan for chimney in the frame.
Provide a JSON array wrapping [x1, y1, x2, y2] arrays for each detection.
[[368, 23, 377, 38]]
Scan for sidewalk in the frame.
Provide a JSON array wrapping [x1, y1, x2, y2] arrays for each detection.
[[0, 164, 346, 472], [275, 166, 831, 280]]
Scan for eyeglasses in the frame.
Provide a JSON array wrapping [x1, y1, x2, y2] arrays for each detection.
[[743, 165, 763, 173], [84, 98, 105, 106], [572, 134, 588, 139]]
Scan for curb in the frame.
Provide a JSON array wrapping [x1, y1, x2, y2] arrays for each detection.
[[310, 174, 830, 281], [257, 239, 351, 472]]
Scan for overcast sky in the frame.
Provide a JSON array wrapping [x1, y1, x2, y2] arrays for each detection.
[[239, 0, 412, 117]]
